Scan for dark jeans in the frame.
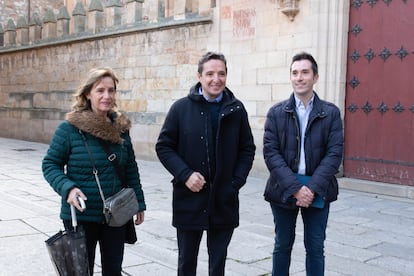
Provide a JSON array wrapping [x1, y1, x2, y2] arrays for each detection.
[[270, 203, 330, 276], [64, 220, 126, 276], [176, 228, 234, 276]]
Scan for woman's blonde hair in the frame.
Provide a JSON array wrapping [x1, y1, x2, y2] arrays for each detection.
[[72, 67, 119, 111]]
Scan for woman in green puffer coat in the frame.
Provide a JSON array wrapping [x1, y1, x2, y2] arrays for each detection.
[[42, 67, 146, 276]]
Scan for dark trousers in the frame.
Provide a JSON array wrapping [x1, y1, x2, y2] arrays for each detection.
[[270, 203, 330, 276], [176, 228, 234, 276], [64, 220, 126, 276]]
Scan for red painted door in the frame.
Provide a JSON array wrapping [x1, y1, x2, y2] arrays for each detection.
[[344, 0, 414, 185]]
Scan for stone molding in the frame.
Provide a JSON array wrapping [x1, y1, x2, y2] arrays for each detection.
[[0, 0, 213, 50], [278, 0, 300, 21]]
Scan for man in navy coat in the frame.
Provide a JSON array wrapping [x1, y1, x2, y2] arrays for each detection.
[[156, 51, 256, 276], [263, 52, 344, 276]]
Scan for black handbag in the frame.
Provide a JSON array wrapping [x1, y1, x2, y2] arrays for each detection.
[[125, 219, 138, 244]]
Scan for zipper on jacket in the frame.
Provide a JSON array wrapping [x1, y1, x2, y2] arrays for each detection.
[[293, 113, 301, 169], [203, 109, 212, 187]]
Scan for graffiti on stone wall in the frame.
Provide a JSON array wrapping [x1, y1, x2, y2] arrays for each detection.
[[233, 9, 256, 38]]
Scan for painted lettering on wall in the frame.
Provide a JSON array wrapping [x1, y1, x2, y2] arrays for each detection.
[[233, 9, 256, 38]]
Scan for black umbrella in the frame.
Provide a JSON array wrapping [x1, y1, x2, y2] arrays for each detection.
[[45, 205, 90, 276]]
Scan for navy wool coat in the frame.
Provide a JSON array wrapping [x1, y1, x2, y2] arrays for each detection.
[[156, 83, 256, 230]]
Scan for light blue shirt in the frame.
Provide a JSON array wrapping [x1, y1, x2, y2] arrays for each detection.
[[198, 88, 223, 103], [295, 94, 314, 175]]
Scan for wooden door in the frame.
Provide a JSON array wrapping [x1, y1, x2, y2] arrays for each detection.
[[344, 0, 414, 185]]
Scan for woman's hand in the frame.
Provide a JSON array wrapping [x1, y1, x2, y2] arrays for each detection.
[[134, 211, 145, 225], [67, 188, 87, 212]]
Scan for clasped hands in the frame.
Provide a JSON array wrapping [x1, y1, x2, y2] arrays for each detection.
[[294, 186, 315, 208]]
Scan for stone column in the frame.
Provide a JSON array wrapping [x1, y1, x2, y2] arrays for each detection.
[[29, 13, 42, 43], [4, 19, 16, 47], [189, 0, 197, 14], [199, 0, 212, 16], [16, 16, 29, 46], [88, 0, 105, 33], [124, 0, 144, 25], [174, 0, 186, 20], [106, 0, 123, 27], [42, 9, 57, 39], [72, 0, 87, 33], [57, 6, 71, 37], [165, 0, 173, 18], [314, 0, 349, 109]]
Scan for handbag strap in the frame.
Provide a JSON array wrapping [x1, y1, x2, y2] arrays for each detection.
[[96, 139, 128, 188], [79, 130, 107, 205]]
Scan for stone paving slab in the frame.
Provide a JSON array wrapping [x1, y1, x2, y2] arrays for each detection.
[[0, 137, 414, 276], [0, 234, 56, 276]]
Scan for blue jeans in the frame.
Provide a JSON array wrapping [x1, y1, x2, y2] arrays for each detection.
[[270, 203, 330, 276]]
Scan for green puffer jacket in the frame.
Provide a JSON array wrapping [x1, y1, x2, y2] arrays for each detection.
[[42, 110, 146, 224]]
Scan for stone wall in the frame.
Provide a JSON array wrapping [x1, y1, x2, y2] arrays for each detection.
[[0, 0, 350, 177], [0, 23, 213, 155]]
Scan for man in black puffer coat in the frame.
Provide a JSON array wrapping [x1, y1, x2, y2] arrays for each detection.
[[156, 52, 255, 276]]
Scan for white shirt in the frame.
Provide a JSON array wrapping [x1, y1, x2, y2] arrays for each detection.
[[295, 94, 314, 175]]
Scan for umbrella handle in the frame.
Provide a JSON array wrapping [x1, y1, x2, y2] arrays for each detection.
[[70, 205, 77, 231], [70, 197, 86, 232], [78, 197, 86, 210]]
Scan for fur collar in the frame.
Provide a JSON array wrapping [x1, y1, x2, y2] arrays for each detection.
[[66, 110, 131, 144]]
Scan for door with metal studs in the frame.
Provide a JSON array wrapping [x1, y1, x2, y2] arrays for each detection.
[[344, 0, 414, 185]]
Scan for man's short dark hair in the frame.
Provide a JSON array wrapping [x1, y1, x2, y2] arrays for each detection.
[[198, 52, 228, 74], [291, 52, 318, 75]]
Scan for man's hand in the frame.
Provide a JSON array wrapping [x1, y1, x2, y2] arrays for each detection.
[[294, 186, 315, 208], [185, 172, 206, 192]]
